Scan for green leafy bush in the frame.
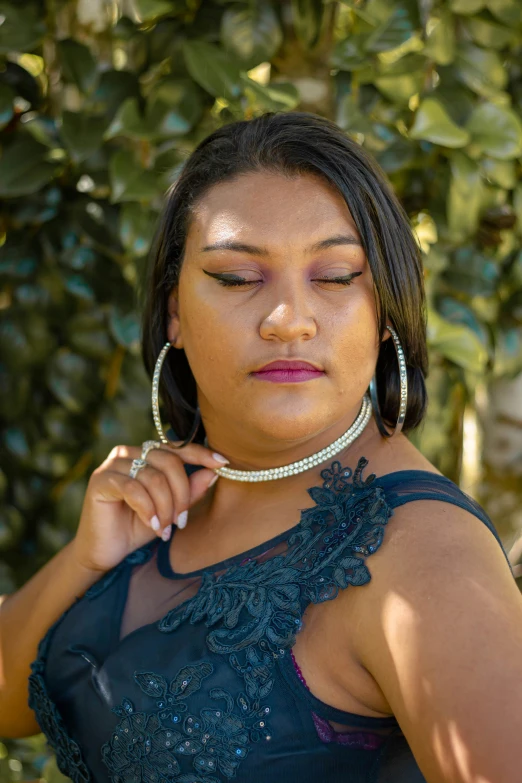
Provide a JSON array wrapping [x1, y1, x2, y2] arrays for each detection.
[[0, 0, 521, 777]]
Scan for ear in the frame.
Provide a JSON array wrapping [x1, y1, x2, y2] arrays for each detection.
[[167, 287, 183, 349], [381, 324, 394, 342]]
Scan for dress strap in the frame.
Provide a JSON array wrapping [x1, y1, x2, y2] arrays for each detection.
[[374, 470, 513, 574]]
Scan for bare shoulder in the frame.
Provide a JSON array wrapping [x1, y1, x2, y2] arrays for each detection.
[[343, 478, 522, 782]]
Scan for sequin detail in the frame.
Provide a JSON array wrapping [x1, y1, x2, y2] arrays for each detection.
[[154, 457, 393, 777], [27, 542, 157, 783], [101, 663, 267, 781]]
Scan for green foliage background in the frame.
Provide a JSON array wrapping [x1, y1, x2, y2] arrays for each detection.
[[0, 0, 521, 778]]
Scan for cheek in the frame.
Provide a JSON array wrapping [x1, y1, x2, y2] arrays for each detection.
[[180, 300, 244, 388], [330, 288, 380, 382]]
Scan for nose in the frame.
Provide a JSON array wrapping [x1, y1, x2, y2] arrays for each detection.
[[258, 278, 317, 342]]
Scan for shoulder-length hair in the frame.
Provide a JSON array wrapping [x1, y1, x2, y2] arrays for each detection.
[[141, 111, 428, 443]]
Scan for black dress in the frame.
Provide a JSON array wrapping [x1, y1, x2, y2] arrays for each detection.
[[28, 456, 514, 783]]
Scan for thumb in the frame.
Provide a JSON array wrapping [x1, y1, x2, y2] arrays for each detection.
[[187, 467, 219, 510]]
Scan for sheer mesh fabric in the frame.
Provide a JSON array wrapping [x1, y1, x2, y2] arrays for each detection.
[[29, 460, 512, 783], [117, 465, 512, 759], [119, 537, 291, 642], [120, 526, 400, 753]]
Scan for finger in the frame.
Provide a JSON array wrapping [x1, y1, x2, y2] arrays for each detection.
[[99, 469, 159, 531], [184, 468, 219, 526], [126, 462, 175, 535], [145, 448, 224, 524], [108, 442, 229, 470]]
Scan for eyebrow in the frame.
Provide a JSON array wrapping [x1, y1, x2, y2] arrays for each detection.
[[200, 233, 363, 255]]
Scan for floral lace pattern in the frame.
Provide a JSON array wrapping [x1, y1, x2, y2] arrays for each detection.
[[28, 600, 91, 783], [101, 662, 271, 782], [28, 456, 394, 783], [28, 542, 158, 783], [151, 457, 393, 779]]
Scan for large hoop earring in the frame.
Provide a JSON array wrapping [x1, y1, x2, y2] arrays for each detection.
[[369, 325, 408, 439], [152, 341, 201, 448]]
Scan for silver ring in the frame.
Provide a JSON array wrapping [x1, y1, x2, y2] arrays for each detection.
[[129, 458, 148, 479], [141, 440, 162, 460]]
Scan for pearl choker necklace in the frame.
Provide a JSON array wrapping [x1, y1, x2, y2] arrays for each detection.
[[204, 394, 373, 482]]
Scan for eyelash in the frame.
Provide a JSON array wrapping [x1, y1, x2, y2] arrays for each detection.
[[214, 273, 361, 288]]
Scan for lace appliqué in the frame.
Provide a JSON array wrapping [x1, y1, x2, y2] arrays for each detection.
[[102, 662, 270, 782], [28, 541, 156, 783], [153, 457, 393, 777], [28, 601, 91, 783]]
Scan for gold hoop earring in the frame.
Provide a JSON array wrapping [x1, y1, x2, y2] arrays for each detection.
[[152, 341, 201, 447], [369, 325, 408, 439]]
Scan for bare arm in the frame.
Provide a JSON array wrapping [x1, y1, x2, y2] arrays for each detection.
[[349, 500, 522, 783], [0, 540, 103, 738], [0, 442, 224, 739]]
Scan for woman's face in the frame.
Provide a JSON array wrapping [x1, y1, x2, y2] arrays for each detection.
[[167, 170, 383, 459]]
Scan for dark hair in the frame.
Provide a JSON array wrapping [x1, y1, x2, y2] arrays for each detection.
[[141, 111, 428, 443]]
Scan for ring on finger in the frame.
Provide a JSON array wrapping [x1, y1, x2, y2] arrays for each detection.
[[141, 440, 162, 460], [129, 458, 148, 479]]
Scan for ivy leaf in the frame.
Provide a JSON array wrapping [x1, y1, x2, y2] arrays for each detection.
[[480, 158, 516, 189], [241, 76, 300, 111], [0, 137, 57, 197], [58, 39, 98, 94], [423, 9, 456, 65], [182, 41, 242, 99], [109, 306, 141, 352], [94, 70, 141, 120], [487, 0, 521, 25], [455, 43, 507, 98], [450, 0, 486, 12], [365, 0, 420, 53], [221, 2, 283, 68], [109, 149, 161, 203], [46, 349, 101, 413], [119, 203, 158, 257], [291, 0, 325, 49], [409, 98, 469, 148], [0, 3, 46, 53], [465, 103, 522, 160], [61, 112, 108, 161], [133, 0, 174, 21], [427, 309, 488, 373], [447, 151, 483, 242], [464, 15, 515, 49]]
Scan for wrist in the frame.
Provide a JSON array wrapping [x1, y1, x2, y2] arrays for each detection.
[[66, 538, 109, 584]]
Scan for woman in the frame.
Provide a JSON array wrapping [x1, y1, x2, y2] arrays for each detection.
[[1, 111, 521, 783]]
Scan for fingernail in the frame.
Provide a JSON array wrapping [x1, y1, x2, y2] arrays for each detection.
[[208, 473, 218, 487], [161, 525, 172, 541], [177, 510, 188, 529], [150, 515, 160, 531], [213, 452, 229, 464]]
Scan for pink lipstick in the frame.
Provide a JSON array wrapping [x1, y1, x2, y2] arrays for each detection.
[[252, 360, 324, 383]]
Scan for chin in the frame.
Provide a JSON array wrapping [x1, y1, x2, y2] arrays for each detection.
[[247, 411, 333, 444]]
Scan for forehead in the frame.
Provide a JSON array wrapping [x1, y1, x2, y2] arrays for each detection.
[[186, 171, 361, 251]]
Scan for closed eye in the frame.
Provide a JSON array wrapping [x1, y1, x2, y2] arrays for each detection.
[[203, 271, 362, 287]]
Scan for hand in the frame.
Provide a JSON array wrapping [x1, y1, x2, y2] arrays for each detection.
[[70, 442, 228, 573]]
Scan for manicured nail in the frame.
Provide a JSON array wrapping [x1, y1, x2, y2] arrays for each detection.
[[177, 510, 188, 529], [150, 515, 160, 531], [208, 473, 218, 487], [161, 525, 172, 541], [213, 452, 229, 464]]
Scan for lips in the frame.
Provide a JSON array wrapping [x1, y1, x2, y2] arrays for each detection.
[[255, 360, 323, 372], [252, 360, 324, 383]]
